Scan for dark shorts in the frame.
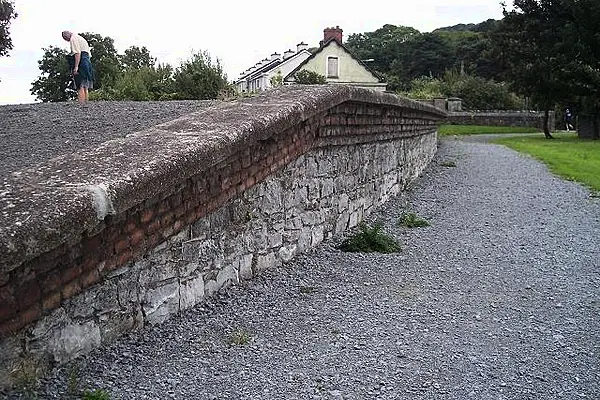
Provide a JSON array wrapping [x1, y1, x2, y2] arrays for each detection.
[[69, 52, 94, 90]]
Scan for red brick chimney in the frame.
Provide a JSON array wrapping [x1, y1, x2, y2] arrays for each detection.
[[323, 26, 343, 44]]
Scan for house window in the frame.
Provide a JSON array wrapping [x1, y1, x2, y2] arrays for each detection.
[[327, 56, 339, 78]]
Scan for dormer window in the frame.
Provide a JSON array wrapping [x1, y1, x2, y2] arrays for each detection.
[[327, 56, 339, 78]]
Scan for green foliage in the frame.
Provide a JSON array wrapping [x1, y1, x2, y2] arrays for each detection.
[[173, 51, 228, 100], [299, 286, 316, 294], [270, 70, 283, 87], [120, 45, 155, 70], [339, 223, 401, 254], [91, 65, 176, 101], [0, 0, 17, 58], [401, 76, 443, 99], [82, 389, 110, 400], [402, 71, 522, 110], [31, 46, 76, 102], [400, 213, 431, 228], [494, 133, 600, 191], [229, 329, 252, 346], [345, 22, 504, 91], [294, 70, 327, 85], [487, 0, 600, 136]]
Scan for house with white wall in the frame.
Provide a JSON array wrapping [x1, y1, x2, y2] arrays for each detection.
[[284, 26, 387, 91], [236, 43, 312, 93]]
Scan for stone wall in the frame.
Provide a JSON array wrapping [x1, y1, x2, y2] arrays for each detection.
[[447, 111, 553, 130], [577, 115, 600, 139], [0, 86, 445, 387]]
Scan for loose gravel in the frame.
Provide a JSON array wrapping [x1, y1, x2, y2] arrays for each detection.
[[0, 101, 218, 175], [4, 137, 600, 399]]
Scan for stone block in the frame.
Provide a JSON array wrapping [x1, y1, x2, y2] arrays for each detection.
[[180, 274, 205, 311], [98, 309, 142, 344], [268, 231, 283, 248], [311, 226, 324, 247], [216, 263, 239, 289], [278, 245, 297, 262], [239, 254, 253, 280], [297, 227, 313, 253], [258, 180, 283, 215], [143, 281, 180, 325], [254, 252, 278, 273]]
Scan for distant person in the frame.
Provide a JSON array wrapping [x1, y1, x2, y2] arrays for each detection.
[[565, 108, 574, 131], [62, 31, 93, 104]]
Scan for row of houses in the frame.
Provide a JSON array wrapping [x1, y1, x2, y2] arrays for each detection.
[[235, 26, 387, 93]]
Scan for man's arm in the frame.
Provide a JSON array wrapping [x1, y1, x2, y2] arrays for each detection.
[[73, 52, 81, 74]]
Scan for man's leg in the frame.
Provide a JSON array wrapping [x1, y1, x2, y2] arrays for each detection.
[[78, 87, 86, 104]]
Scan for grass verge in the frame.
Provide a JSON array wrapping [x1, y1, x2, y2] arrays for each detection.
[[439, 124, 540, 136], [493, 133, 600, 192]]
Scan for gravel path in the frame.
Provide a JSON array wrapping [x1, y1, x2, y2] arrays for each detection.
[[5, 138, 600, 399], [0, 101, 218, 175]]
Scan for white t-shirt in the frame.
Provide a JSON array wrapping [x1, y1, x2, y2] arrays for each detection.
[[70, 34, 91, 57]]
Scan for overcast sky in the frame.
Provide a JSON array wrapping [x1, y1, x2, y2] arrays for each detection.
[[0, 0, 504, 105]]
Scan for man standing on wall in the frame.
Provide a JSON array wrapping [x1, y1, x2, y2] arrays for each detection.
[[62, 31, 93, 104]]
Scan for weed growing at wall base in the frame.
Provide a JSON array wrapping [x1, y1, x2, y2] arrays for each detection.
[[339, 223, 401, 253], [400, 213, 431, 228]]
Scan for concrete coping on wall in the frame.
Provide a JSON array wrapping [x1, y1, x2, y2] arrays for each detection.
[[0, 85, 446, 275]]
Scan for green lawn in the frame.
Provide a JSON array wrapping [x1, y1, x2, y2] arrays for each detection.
[[493, 133, 600, 192], [439, 124, 541, 136]]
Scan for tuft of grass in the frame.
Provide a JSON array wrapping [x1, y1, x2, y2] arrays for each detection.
[[400, 213, 431, 228], [82, 389, 111, 400], [440, 160, 457, 167], [339, 222, 401, 254], [439, 124, 541, 136], [229, 329, 252, 346], [299, 286, 316, 294], [493, 133, 600, 192]]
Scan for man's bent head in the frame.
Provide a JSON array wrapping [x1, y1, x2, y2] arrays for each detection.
[[61, 31, 72, 41]]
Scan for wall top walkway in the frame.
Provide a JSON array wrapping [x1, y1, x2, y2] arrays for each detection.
[[0, 86, 446, 275]]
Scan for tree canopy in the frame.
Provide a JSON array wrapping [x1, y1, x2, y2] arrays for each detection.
[[490, 0, 600, 138], [0, 0, 17, 58]]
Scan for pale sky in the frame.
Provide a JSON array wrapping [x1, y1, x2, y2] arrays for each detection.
[[0, 0, 504, 105]]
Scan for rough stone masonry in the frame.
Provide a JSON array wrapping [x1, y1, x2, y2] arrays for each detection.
[[0, 85, 446, 388]]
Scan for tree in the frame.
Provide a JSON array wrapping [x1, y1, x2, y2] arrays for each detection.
[[564, 0, 600, 138], [173, 51, 228, 100], [346, 24, 420, 76], [0, 0, 17, 58], [30, 46, 76, 102], [490, 0, 576, 138], [79, 32, 121, 89], [294, 70, 327, 85], [120, 46, 156, 70]]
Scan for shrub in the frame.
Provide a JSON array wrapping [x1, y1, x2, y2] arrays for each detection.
[[339, 222, 401, 253], [294, 70, 327, 85]]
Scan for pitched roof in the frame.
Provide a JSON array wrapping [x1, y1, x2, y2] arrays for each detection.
[[284, 38, 386, 83], [237, 50, 313, 83]]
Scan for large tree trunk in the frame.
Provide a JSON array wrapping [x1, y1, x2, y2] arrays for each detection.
[[543, 109, 554, 139]]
